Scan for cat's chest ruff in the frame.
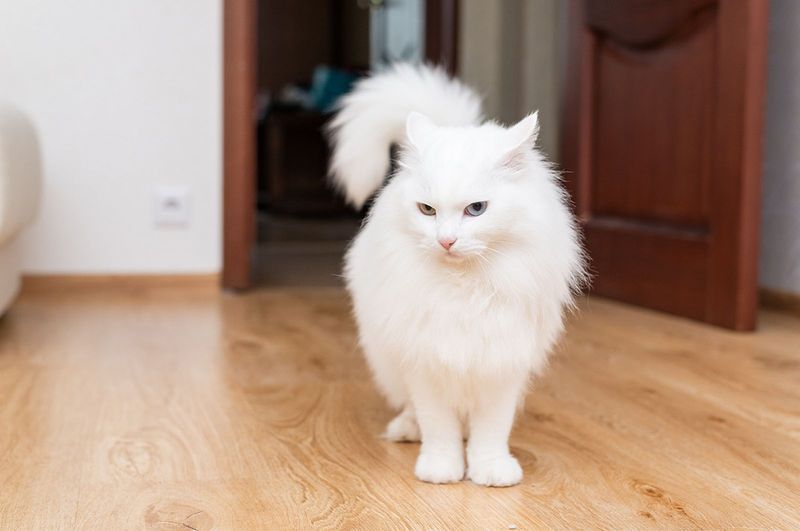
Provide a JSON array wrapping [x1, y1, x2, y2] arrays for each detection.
[[392, 267, 530, 330], [392, 285, 539, 372]]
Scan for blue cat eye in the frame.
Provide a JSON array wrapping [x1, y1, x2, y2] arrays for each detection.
[[465, 201, 488, 217], [417, 203, 436, 216]]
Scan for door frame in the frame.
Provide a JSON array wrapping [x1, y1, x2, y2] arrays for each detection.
[[222, 0, 459, 289], [222, 0, 257, 289], [426, 0, 459, 74]]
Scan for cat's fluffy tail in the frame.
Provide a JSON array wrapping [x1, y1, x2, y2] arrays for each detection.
[[327, 63, 482, 208]]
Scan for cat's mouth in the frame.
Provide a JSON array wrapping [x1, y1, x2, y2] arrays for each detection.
[[424, 241, 482, 263], [438, 248, 473, 263]]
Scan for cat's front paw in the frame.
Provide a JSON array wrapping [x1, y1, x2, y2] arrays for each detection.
[[415, 452, 464, 484], [467, 454, 522, 487]]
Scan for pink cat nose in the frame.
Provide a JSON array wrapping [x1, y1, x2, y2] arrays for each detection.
[[438, 237, 457, 251]]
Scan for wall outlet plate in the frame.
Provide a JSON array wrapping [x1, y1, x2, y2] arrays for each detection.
[[154, 185, 190, 227]]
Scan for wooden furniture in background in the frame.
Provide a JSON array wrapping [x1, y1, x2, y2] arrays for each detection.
[[223, 0, 462, 289], [257, 0, 337, 94], [254, 1, 366, 219], [260, 109, 349, 216], [561, 0, 768, 330]]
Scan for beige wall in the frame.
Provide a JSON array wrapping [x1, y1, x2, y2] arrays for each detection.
[[459, 0, 505, 119], [459, 0, 561, 159], [761, 0, 800, 296]]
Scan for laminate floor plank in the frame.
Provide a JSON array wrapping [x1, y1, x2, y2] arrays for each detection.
[[0, 284, 797, 529]]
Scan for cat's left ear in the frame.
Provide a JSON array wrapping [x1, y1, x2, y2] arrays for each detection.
[[502, 112, 539, 170]]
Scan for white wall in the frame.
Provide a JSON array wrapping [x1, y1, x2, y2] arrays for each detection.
[[0, 0, 222, 274], [761, 0, 800, 295]]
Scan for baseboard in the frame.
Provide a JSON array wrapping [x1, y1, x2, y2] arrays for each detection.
[[21, 273, 220, 293], [760, 287, 800, 316]]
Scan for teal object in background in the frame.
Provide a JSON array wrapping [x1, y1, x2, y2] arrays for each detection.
[[308, 66, 359, 113]]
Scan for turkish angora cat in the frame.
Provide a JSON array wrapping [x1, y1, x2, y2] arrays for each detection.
[[328, 63, 585, 487]]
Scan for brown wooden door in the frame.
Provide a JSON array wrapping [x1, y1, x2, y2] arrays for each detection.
[[561, 0, 768, 330]]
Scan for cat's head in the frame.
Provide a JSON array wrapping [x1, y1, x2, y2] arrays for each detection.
[[395, 111, 554, 263]]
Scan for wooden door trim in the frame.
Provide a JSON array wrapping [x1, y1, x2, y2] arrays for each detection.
[[707, 0, 768, 329], [222, 0, 256, 289], [425, 0, 460, 74]]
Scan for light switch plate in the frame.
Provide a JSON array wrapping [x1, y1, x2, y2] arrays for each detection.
[[154, 185, 190, 227]]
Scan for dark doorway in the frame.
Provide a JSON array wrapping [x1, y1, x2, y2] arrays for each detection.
[[222, 0, 459, 289]]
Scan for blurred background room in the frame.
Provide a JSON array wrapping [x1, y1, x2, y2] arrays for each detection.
[[1, 0, 799, 528], [2, 0, 796, 320]]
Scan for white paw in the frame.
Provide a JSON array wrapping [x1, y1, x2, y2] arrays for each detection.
[[467, 454, 523, 487], [415, 452, 465, 484], [384, 412, 420, 442]]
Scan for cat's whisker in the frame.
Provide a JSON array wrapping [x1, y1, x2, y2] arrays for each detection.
[[484, 246, 512, 261]]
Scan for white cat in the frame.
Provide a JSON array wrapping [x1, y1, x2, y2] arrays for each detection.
[[328, 64, 585, 487]]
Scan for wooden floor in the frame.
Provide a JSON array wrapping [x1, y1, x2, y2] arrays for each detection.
[[1, 281, 799, 529]]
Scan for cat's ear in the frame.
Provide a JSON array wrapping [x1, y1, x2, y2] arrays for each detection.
[[502, 112, 539, 170], [405, 111, 436, 147], [509, 112, 540, 147]]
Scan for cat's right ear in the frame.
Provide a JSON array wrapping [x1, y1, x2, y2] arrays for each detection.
[[405, 112, 435, 148]]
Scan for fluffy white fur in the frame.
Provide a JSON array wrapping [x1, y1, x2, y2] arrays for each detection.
[[328, 63, 482, 208], [328, 64, 585, 487]]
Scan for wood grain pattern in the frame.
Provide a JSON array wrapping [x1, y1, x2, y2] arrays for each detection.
[[561, 0, 768, 330], [585, 0, 716, 48], [1, 282, 799, 529]]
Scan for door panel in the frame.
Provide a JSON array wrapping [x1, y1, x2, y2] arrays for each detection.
[[561, 0, 768, 330], [593, 27, 714, 226]]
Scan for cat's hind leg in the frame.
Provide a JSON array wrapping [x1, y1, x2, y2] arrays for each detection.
[[383, 404, 420, 442]]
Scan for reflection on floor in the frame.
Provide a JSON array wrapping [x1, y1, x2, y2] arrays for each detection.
[[254, 212, 360, 287], [3, 279, 800, 528]]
